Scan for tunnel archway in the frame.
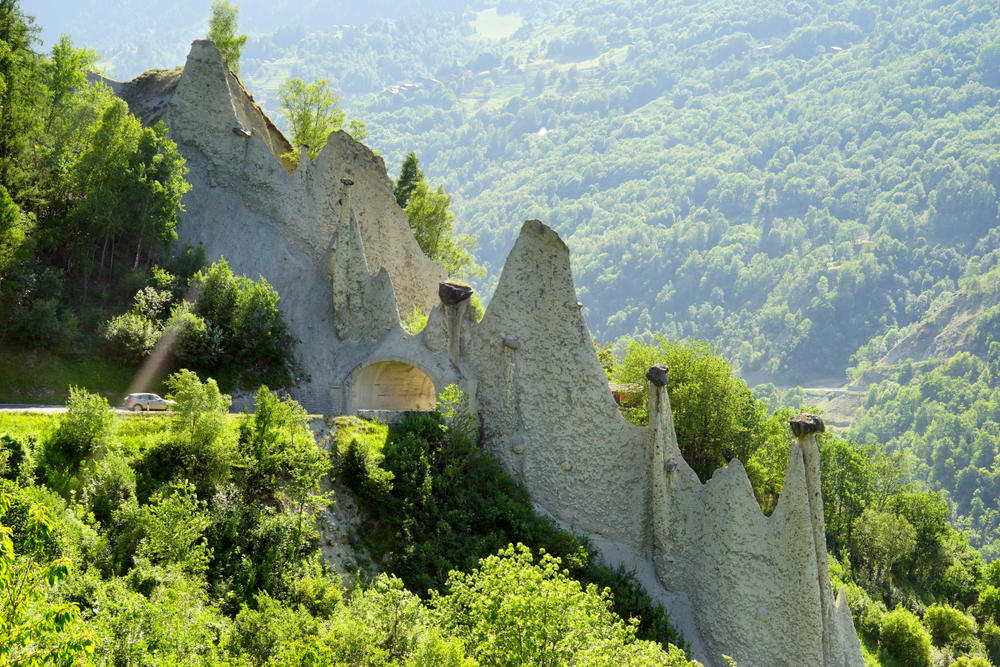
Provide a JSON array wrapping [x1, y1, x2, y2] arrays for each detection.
[[348, 360, 436, 412]]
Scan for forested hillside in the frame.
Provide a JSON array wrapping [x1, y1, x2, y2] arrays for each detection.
[[27, 0, 1000, 385], [349, 0, 1000, 386]]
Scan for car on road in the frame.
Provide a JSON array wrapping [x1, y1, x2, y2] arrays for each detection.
[[122, 393, 176, 412]]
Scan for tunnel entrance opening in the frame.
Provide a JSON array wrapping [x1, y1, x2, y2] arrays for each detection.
[[349, 360, 436, 413]]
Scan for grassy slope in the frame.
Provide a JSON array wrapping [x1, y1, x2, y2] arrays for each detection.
[[0, 342, 143, 404]]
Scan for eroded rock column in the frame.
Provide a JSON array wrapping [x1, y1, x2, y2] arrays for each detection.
[[439, 281, 472, 364], [791, 413, 837, 666]]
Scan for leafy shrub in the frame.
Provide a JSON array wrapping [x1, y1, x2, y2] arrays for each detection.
[[880, 606, 932, 667], [981, 621, 1000, 665], [924, 603, 976, 647], [949, 657, 991, 667], [103, 311, 160, 361], [0, 433, 38, 484], [188, 258, 295, 381], [433, 544, 697, 666], [166, 302, 223, 369], [83, 453, 136, 527], [136, 480, 212, 574], [842, 580, 887, 643], [979, 585, 1000, 624], [237, 385, 328, 503], [402, 305, 428, 334], [44, 386, 113, 482]]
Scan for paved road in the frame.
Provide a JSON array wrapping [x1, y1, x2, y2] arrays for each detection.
[[0, 404, 168, 414]]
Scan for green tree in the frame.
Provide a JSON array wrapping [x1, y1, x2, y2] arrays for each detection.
[[612, 336, 770, 482], [404, 177, 484, 279], [279, 78, 369, 163], [46, 385, 114, 478], [0, 0, 45, 202], [58, 99, 188, 287], [207, 0, 247, 74], [394, 150, 425, 209], [0, 492, 94, 664], [166, 368, 231, 450], [432, 543, 696, 666], [923, 604, 976, 648], [879, 606, 932, 667], [43, 34, 97, 129], [0, 183, 29, 288], [851, 507, 916, 587], [136, 479, 213, 573]]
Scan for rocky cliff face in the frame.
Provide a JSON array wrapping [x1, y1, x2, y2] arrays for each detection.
[[116, 42, 864, 665]]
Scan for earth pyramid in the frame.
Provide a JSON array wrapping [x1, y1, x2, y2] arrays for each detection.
[[112, 40, 865, 666]]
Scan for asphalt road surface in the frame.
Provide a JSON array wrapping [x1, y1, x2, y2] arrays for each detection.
[[0, 404, 168, 414]]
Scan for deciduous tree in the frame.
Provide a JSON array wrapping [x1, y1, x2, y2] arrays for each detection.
[[207, 0, 246, 73]]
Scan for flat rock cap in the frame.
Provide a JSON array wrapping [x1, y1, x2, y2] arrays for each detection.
[[439, 281, 473, 305], [790, 413, 825, 437], [645, 364, 669, 386]]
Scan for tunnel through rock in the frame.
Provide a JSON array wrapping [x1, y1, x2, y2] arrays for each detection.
[[349, 360, 437, 412]]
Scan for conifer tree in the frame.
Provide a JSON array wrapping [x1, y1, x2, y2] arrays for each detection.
[[393, 151, 424, 209]]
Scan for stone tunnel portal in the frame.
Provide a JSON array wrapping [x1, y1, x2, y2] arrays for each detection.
[[349, 360, 436, 412]]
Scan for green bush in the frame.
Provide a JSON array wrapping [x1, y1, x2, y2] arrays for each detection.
[[0, 433, 38, 484], [188, 258, 294, 380], [103, 311, 160, 362], [44, 386, 114, 482], [880, 606, 932, 667], [979, 585, 1000, 624], [924, 603, 976, 647], [842, 581, 887, 643], [83, 452, 136, 527], [166, 302, 222, 369], [981, 621, 1000, 665], [949, 657, 991, 667]]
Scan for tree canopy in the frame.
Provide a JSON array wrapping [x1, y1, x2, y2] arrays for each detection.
[[278, 77, 367, 164], [395, 152, 484, 280], [206, 0, 246, 73]]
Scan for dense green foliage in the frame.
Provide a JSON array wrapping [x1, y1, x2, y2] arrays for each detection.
[[0, 381, 698, 665], [394, 152, 483, 280], [334, 392, 688, 653], [850, 351, 1000, 559], [0, 489, 94, 664], [207, 0, 247, 73], [0, 2, 297, 391]]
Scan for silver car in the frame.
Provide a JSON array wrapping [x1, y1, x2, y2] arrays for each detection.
[[122, 393, 176, 412]]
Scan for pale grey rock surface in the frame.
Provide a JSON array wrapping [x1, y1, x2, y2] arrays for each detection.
[[117, 40, 446, 412], [468, 220, 864, 666]]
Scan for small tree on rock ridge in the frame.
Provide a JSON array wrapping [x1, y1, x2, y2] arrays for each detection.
[[207, 0, 247, 73]]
